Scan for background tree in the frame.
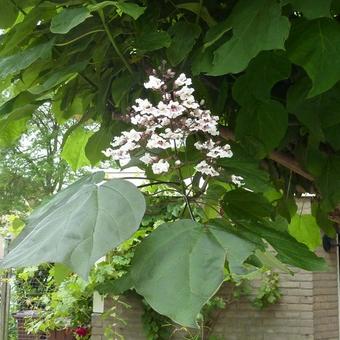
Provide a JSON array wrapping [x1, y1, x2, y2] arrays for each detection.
[[0, 105, 78, 217]]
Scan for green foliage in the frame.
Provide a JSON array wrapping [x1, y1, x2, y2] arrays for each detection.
[[1, 0, 339, 330], [206, 0, 290, 75], [0, 40, 54, 80], [166, 21, 201, 66], [288, 214, 321, 250], [141, 301, 173, 340], [0, 107, 78, 216], [129, 219, 255, 327], [61, 127, 93, 170], [232, 269, 281, 310], [50, 7, 92, 34], [286, 18, 340, 97], [252, 271, 281, 309], [2, 172, 146, 278]]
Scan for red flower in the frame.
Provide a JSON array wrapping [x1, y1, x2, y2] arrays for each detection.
[[74, 327, 89, 337]]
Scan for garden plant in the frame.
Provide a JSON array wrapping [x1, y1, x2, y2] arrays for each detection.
[[0, 0, 340, 333]]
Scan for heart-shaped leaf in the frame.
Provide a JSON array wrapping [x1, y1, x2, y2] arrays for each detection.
[[1, 172, 146, 278], [130, 219, 255, 327]]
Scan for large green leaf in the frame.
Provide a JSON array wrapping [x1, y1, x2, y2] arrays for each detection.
[[235, 100, 288, 154], [0, 6, 53, 57], [29, 61, 88, 94], [287, 78, 340, 149], [288, 214, 321, 250], [223, 189, 273, 220], [286, 18, 340, 97], [50, 7, 92, 34], [1, 172, 146, 278], [254, 250, 291, 273], [240, 220, 327, 271], [232, 51, 290, 154], [166, 21, 201, 66], [0, 0, 18, 28], [0, 107, 34, 147], [208, 0, 290, 75], [110, 72, 135, 106], [61, 127, 93, 171], [315, 155, 340, 211], [130, 219, 255, 327], [233, 51, 291, 106], [134, 31, 171, 52], [0, 92, 40, 146], [0, 40, 54, 80]]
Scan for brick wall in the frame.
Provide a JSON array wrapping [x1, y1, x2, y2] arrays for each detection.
[[15, 312, 74, 340], [210, 245, 339, 340], [91, 293, 145, 340], [313, 248, 339, 340]]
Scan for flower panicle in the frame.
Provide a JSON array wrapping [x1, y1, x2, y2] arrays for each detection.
[[104, 71, 233, 177]]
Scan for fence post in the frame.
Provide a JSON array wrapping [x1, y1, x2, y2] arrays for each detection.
[[0, 236, 12, 340]]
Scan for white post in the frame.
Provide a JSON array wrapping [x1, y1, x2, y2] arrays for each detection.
[[0, 236, 11, 340]]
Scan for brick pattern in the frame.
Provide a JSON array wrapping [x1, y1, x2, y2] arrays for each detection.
[[15, 315, 74, 340], [313, 248, 339, 340], [16, 316, 46, 340], [91, 293, 145, 340]]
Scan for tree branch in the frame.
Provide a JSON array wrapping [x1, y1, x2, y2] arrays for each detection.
[[219, 127, 314, 182]]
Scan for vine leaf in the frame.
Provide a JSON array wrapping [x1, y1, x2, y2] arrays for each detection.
[[1, 172, 146, 278], [288, 214, 321, 250], [61, 127, 93, 171], [287, 18, 340, 97], [130, 219, 255, 327], [208, 0, 290, 75], [85, 126, 112, 166]]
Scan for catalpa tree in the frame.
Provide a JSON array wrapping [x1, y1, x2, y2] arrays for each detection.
[[0, 0, 339, 327]]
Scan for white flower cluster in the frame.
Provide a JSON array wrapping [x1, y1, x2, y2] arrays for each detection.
[[104, 71, 233, 176]]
